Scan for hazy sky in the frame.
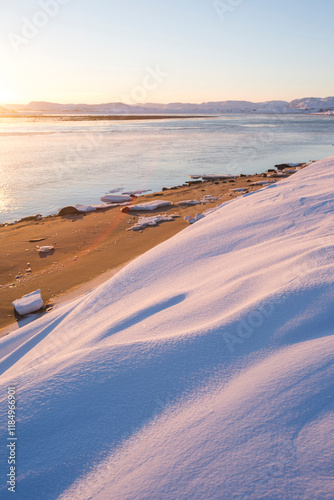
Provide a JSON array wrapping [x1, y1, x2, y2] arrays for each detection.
[[0, 0, 333, 104]]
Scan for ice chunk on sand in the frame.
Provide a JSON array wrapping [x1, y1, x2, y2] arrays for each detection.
[[184, 213, 205, 224], [74, 204, 108, 213], [37, 246, 54, 253], [178, 200, 201, 206], [122, 200, 173, 212], [100, 194, 132, 203], [200, 195, 219, 203], [127, 214, 178, 231], [12, 289, 43, 316]]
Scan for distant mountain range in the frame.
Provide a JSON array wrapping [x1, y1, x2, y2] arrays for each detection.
[[1, 97, 334, 115]]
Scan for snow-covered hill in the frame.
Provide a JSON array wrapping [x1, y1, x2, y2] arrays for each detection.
[[289, 96, 334, 112], [0, 158, 333, 499], [3, 96, 334, 115]]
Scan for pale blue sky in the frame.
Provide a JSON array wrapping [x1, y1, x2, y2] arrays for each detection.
[[0, 0, 333, 104]]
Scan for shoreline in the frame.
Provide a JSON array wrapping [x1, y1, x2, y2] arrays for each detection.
[[0, 164, 307, 335]]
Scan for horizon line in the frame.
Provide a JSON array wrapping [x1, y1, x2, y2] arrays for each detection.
[[2, 95, 334, 107]]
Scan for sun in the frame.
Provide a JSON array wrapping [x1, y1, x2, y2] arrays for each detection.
[[0, 89, 19, 104]]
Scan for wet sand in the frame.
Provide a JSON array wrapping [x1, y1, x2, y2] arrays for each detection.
[[0, 169, 305, 335]]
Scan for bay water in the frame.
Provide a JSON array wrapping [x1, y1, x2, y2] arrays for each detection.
[[0, 114, 333, 223]]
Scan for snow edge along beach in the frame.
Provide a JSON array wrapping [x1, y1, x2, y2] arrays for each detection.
[[0, 157, 334, 499]]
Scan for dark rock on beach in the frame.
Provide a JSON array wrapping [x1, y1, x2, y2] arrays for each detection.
[[58, 206, 81, 216]]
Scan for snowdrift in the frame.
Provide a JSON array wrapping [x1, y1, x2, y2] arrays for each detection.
[[0, 158, 334, 499]]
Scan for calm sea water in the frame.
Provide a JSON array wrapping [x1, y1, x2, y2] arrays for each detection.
[[0, 114, 333, 222]]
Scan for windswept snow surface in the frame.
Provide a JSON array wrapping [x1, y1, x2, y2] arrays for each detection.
[[1, 158, 334, 499]]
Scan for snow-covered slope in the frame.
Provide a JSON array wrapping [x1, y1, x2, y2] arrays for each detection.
[[4, 96, 334, 114], [0, 158, 334, 499]]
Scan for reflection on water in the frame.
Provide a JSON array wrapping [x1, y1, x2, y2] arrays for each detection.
[[0, 186, 17, 219], [0, 114, 333, 222]]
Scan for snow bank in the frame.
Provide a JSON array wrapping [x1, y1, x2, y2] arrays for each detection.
[[12, 290, 43, 316], [1, 158, 334, 499]]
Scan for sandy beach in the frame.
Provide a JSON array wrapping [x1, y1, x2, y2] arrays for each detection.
[[0, 167, 305, 335]]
